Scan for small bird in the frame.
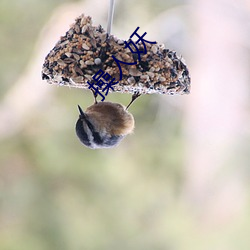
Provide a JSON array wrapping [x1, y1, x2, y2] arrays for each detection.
[[76, 100, 137, 149], [75, 91, 140, 149]]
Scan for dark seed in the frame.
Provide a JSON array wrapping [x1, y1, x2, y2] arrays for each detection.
[[170, 69, 177, 78], [60, 54, 68, 60], [42, 73, 50, 80], [62, 77, 69, 82]]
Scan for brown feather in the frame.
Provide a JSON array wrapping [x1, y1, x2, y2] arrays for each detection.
[[85, 102, 134, 135]]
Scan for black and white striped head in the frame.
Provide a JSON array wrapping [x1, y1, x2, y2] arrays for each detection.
[[75, 104, 127, 149]]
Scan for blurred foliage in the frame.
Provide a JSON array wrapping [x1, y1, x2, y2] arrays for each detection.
[[0, 0, 72, 97]]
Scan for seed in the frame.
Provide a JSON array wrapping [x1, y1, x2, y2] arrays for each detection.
[[122, 53, 131, 61], [75, 24, 80, 34], [147, 72, 154, 78], [74, 66, 83, 75], [128, 77, 135, 84], [81, 25, 88, 34], [85, 60, 94, 65], [94, 58, 102, 65], [63, 58, 75, 64], [118, 39, 124, 45], [72, 53, 80, 60], [129, 68, 142, 77], [90, 38, 97, 48], [149, 67, 155, 72], [57, 59, 67, 66], [65, 52, 72, 58], [42, 14, 191, 96], [140, 75, 149, 81], [85, 74, 92, 80], [59, 40, 69, 47], [100, 33, 107, 43], [72, 48, 85, 55], [151, 45, 158, 54], [72, 76, 84, 83], [82, 43, 90, 50]]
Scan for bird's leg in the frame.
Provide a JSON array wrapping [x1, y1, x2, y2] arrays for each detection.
[[126, 91, 141, 110], [90, 89, 98, 104]]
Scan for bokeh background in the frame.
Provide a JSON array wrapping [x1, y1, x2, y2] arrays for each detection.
[[1, 0, 250, 249]]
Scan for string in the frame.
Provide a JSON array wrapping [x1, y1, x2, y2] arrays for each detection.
[[107, 0, 115, 34]]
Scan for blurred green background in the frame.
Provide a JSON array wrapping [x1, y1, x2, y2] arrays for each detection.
[[1, 0, 250, 249]]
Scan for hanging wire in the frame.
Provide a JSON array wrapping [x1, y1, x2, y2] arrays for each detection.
[[107, 0, 115, 34]]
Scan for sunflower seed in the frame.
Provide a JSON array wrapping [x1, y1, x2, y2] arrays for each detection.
[[82, 43, 90, 50]]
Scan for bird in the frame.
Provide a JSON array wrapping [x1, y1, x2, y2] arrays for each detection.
[[75, 92, 140, 149]]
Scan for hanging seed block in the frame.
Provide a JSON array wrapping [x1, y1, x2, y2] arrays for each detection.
[[42, 14, 190, 95]]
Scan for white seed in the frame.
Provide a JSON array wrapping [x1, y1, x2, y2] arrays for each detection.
[[82, 43, 90, 50], [85, 60, 94, 65], [80, 17, 87, 26], [81, 25, 88, 34], [149, 67, 155, 72], [118, 39, 124, 45], [159, 77, 166, 82], [147, 72, 154, 78], [94, 58, 102, 65], [159, 44, 165, 50], [151, 45, 158, 54], [65, 52, 72, 58], [75, 24, 80, 34]]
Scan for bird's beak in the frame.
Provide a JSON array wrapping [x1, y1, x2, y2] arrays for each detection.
[[77, 105, 86, 119]]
